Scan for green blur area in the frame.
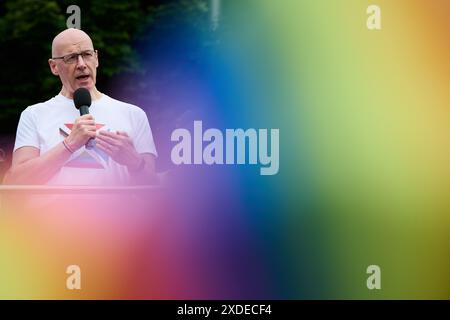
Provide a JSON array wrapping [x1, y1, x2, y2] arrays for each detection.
[[252, 0, 450, 298]]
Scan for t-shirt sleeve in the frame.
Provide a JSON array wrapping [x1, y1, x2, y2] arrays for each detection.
[[13, 107, 40, 152], [132, 108, 158, 157]]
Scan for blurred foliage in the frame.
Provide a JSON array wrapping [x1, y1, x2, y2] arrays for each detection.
[[0, 0, 65, 133], [0, 0, 213, 134]]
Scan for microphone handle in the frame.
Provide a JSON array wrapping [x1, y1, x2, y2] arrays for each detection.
[[79, 105, 90, 116], [79, 105, 95, 149]]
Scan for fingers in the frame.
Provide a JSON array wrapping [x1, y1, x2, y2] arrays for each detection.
[[96, 139, 120, 156], [96, 140, 115, 155], [74, 115, 96, 128], [97, 130, 133, 146], [100, 130, 130, 138], [86, 130, 97, 138], [76, 120, 96, 126], [79, 124, 97, 132], [78, 114, 95, 121], [96, 131, 133, 159], [76, 124, 97, 138], [116, 130, 129, 137], [74, 116, 96, 136], [96, 132, 123, 146], [98, 130, 126, 138]]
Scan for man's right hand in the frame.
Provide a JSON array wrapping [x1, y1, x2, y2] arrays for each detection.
[[65, 114, 97, 151]]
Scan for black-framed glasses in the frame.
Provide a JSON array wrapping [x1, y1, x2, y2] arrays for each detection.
[[52, 49, 97, 64]]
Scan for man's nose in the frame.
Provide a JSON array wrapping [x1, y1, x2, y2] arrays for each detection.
[[76, 54, 87, 68]]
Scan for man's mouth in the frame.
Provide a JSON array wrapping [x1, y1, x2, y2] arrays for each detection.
[[76, 75, 90, 81]]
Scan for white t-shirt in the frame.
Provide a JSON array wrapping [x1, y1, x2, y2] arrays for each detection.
[[14, 93, 157, 185]]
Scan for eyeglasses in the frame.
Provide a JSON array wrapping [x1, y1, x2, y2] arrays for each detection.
[[52, 50, 97, 64]]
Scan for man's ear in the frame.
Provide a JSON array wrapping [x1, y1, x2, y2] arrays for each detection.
[[48, 59, 59, 76]]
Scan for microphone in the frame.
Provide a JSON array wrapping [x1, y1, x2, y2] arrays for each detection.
[[73, 87, 95, 149]]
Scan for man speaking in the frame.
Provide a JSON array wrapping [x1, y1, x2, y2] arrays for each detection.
[[4, 28, 157, 185]]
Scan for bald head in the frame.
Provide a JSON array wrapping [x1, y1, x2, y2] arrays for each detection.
[[51, 28, 94, 57]]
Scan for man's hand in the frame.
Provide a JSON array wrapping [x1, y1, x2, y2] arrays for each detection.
[[65, 114, 97, 151], [96, 130, 142, 171]]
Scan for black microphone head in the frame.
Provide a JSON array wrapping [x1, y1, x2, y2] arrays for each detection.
[[73, 87, 92, 110]]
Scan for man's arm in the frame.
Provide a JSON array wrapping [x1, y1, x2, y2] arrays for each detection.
[[3, 144, 72, 185], [4, 114, 97, 185]]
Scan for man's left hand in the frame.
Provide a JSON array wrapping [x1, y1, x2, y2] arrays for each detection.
[[96, 130, 142, 171]]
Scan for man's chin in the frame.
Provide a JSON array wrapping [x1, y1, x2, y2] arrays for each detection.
[[74, 83, 93, 92]]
